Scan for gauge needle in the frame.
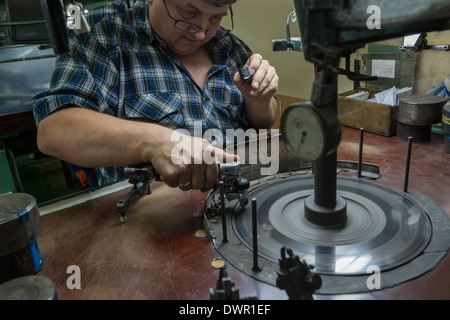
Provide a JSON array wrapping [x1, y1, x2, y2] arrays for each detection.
[[301, 131, 307, 143], [298, 131, 307, 150]]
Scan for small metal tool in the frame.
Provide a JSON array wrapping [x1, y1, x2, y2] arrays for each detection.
[[118, 162, 248, 223], [117, 164, 160, 223], [209, 266, 257, 300], [209, 267, 240, 300], [276, 247, 322, 300], [218, 162, 249, 209], [203, 162, 250, 217], [239, 66, 254, 84]]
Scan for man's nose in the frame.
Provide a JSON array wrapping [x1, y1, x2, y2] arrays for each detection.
[[192, 28, 207, 40]]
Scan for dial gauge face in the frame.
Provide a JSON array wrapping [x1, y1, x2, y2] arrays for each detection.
[[281, 103, 326, 162]]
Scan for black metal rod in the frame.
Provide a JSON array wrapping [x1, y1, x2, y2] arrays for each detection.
[[252, 198, 260, 272], [312, 67, 338, 209], [219, 181, 228, 243], [305, 66, 347, 228], [358, 128, 364, 178], [404, 136, 413, 193], [314, 151, 337, 208]]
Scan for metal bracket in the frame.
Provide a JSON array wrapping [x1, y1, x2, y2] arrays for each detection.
[[276, 247, 322, 300], [116, 164, 160, 223], [209, 267, 241, 300], [203, 162, 249, 217]]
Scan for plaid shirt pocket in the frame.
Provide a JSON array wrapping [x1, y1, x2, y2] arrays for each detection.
[[123, 92, 185, 129]]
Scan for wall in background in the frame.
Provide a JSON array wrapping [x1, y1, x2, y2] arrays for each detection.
[[224, 0, 315, 100], [226, 0, 450, 99]]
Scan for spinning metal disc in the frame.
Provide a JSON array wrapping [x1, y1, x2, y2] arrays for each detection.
[[233, 176, 432, 276], [206, 174, 450, 294]]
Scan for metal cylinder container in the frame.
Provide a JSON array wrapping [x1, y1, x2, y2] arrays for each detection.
[[443, 102, 450, 134], [0, 193, 43, 284], [397, 95, 446, 141]]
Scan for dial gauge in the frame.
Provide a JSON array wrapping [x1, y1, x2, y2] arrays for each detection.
[[281, 102, 327, 162]]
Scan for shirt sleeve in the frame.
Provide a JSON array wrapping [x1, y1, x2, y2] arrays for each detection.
[[31, 31, 119, 127]]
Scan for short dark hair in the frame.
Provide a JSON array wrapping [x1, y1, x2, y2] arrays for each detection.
[[204, 0, 236, 29], [205, 0, 238, 7]]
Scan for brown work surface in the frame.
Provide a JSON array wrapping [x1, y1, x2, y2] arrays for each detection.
[[36, 127, 450, 300]]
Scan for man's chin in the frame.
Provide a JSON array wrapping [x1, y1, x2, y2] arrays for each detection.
[[171, 38, 210, 56]]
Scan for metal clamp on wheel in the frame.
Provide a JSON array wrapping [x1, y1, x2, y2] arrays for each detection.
[[276, 247, 322, 300], [203, 162, 250, 217], [209, 267, 240, 300]]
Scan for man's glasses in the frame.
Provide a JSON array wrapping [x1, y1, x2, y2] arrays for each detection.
[[162, 0, 233, 37]]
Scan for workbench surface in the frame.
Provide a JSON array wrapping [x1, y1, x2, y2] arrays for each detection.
[[37, 127, 450, 300]]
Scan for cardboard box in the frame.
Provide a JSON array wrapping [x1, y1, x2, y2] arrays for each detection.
[[338, 89, 397, 137]]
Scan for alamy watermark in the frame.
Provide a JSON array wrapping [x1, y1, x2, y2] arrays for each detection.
[[366, 265, 381, 290], [66, 265, 81, 289], [66, 4, 82, 30], [170, 121, 280, 176], [367, 5, 381, 30]]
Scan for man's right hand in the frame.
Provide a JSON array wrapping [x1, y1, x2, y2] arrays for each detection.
[[149, 130, 238, 193]]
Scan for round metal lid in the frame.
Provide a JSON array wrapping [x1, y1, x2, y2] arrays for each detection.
[[0, 193, 37, 225], [0, 193, 42, 256], [0, 276, 57, 300], [399, 95, 446, 105], [398, 95, 445, 125]]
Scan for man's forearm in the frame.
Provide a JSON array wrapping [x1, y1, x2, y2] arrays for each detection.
[[36, 107, 168, 168], [245, 96, 278, 130], [36, 106, 240, 191]]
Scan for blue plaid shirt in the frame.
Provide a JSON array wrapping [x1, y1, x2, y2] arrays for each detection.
[[32, 0, 252, 185]]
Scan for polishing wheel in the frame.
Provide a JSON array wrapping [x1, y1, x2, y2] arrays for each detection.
[[233, 176, 431, 275], [206, 174, 450, 294]]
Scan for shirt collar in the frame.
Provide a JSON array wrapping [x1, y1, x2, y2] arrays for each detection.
[[206, 33, 233, 65], [132, 0, 165, 47]]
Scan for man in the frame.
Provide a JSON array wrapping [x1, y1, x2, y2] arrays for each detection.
[[32, 0, 278, 193]]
